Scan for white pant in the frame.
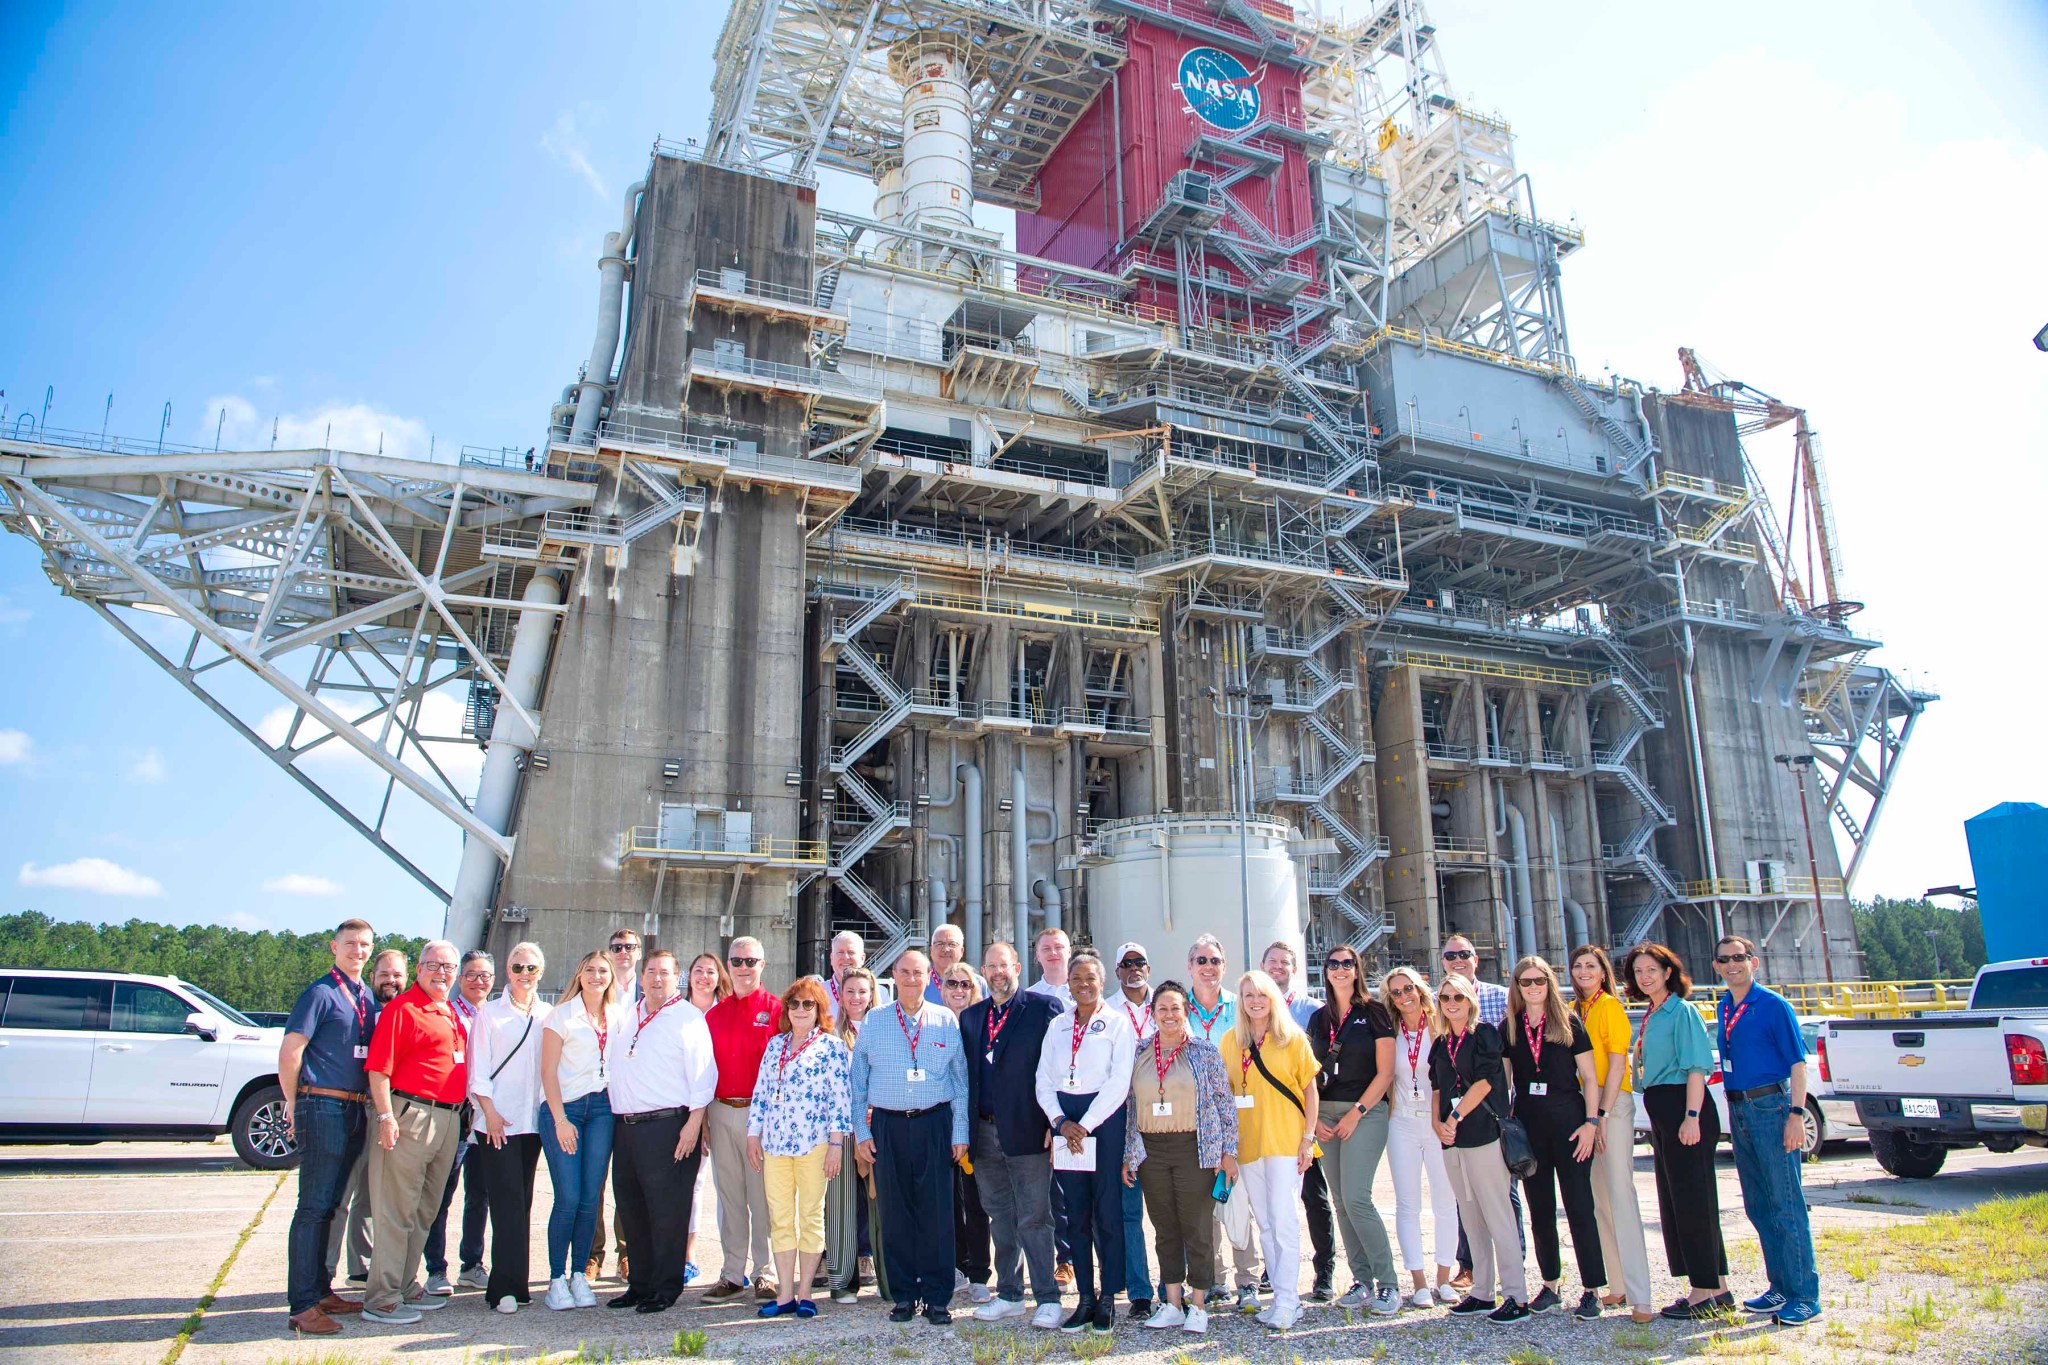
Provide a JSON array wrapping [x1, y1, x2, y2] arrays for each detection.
[[1238, 1156, 1304, 1313], [1387, 1108, 1460, 1273], [1589, 1092, 1653, 1309]]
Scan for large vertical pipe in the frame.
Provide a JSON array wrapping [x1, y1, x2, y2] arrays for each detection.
[[929, 877, 947, 942], [1505, 802, 1536, 964], [894, 44, 974, 233], [1034, 878, 1062, 934], [445, 570, 564, 949], [959, 763, 983, 958], [1012, 762, 1031, 958], [568, 180, 645, 443]]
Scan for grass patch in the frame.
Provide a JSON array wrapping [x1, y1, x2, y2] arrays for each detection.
[[1506, 1349, 1556, 1365], [671, 1328, 708, 1358], [1067, 1337, 1115, 1361], [164, 1171, 287, 1365], [1701, 1331, 1781, 1357], [890, 1347, 919, 1360], [1612, 1326, 1658, 1349], [1815, 1192, 2048, 1289]]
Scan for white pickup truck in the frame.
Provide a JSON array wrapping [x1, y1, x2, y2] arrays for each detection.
[[1819, 957, 2048, 1178]]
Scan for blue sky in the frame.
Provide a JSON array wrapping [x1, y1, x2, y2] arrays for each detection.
[[3, 1, 2044, 941]]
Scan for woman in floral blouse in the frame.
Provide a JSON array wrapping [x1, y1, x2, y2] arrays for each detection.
[[747, 976, 852, 1318]]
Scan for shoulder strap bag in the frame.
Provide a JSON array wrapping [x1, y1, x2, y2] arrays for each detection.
[[1484, 1033, 1539, 1180]]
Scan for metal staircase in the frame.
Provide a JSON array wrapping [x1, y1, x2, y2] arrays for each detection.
[[827, 768, 911, 874], [1555, 372, 1655, 475]]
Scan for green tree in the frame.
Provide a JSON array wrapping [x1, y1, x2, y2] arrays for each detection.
[[1852, 898, 1985, 982], [0, 911, 431, 1013]]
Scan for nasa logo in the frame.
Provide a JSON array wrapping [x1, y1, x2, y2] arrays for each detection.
[[1089, 1019, 1106, 1033], [756, 1011, 770, 1026], [1177, 46, 1260, 132]]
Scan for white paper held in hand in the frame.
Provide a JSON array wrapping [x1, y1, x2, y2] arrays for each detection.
[[1052, 1135, 1097, 1171]]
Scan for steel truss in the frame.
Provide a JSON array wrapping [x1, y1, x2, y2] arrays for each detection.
[[1806, 664, 1933, 890], [0, 434, 594, 901]]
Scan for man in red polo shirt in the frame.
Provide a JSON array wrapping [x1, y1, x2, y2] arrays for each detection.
[[702, 936, 781, 1301], [360, 940, 469, 1325]]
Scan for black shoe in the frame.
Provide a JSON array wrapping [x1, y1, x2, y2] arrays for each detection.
[[1662, 1296, 1722, 1320], [1259, 1271, 1272, 1293], [1061, 1300, 1097, 1333], [1529, 1286, 1561, 1314], [1574, 1291, 1602, 1320], [1309, 1281, 1333, 1303], [606, 1290, 643, 1309], [634, 1296, 674, 1314], [1129, 1298, 1152, 1320], [889, 1303, 917, 1323], [1090, 1301, 1114, 1334], [924, 1305, 953, 1325], [1710, 1292, 1736, 1311], [1488, 1298, 1531, 1325], [1449, 1295, 1497, 1316]]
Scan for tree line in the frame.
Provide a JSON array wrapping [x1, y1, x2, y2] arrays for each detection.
[[1850, 898, 1986, 983], [0, 911, 431, 1014]]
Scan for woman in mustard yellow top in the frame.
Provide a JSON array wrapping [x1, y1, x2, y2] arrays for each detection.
[[1218, 970, 1319, 1331], [1570, 944, 1653, 1323]]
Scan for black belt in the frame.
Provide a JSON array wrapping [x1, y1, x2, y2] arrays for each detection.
[[393, 1089, 460, 1112], [1727, 1081, 1790, 1103], [875, 1105, 943, 1120], [619, 1106, 688, 1125]]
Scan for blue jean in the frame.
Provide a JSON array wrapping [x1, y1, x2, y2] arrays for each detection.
[[1120, 1178, 1156, 1300], [287, 1096, 366, 1314], [425, 1139, 487, 1275], [539, 1089, 616, 1278], [1729, 1089, 1820, 1307]]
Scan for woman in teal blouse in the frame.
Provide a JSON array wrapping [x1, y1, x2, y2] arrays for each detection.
[[1621, 943, 1730, 1320]]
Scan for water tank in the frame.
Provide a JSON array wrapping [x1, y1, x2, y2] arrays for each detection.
[[1085, 814, 1304, 981], [1965, 801, 2048, 964]]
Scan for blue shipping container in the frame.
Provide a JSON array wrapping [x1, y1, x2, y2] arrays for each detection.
[[1964, 801, 2048, 964]]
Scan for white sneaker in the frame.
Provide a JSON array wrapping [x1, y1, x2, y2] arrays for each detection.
[[545, 1278, 576, 1311], [495, 1296, 518, 1315], [1182, 1305, 1209, 1334], [1371, 1286, 1402, 1316], [1268, 1303, 1302, 1331], [1408, 1286, 1436, 1310], [1030, 1303, 1065, 1330], [969, 1283, 992, 1305], [1337, 1285, 1370, 1309], [975, 1297, 1028, 1321], [1143, 1303, 1187, 1330], [568, 1273, 598, 1308], [1438, 1282, 1462, 1305], [1256, 1306, 1277, 1326], [832, 1287, 859, 1305]]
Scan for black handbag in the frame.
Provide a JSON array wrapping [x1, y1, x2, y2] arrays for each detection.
[[1487, 1087, 1540, 1180]]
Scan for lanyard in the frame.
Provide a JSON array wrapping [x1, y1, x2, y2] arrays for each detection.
[[1325, 1003, 1353, 1055], [896, 1003, 923, 1068], [1238, 1034, 1260, 1094], [1634, 999, 1662, 1081], [984, 999, 1012, 1055], [1152, 1035, 1188, 1102], [1402, 1022, 1427, 1099], [629, 993, 682, 1058], [591, 1005, 610, 1079], [1190, 994, 1225, 1039], [1124, 997, 1151, 1037], [1527, 1015, 1546, 1073], [1720, 996, 1752, 1057], [1068, 1009, 1091, 1084], [776, 1028, 821, 1091], [331, 971, 367, 1044], [1444, 1027, 1468, 1094]]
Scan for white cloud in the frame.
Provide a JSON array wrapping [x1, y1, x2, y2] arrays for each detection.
[[20, 857, 165, 897], [202, 393, 432, 460], [256, 689, 486, 792], [541, 106, 609, 201], [262, 873, 343, 897], [222, 911, 272, 932], [126, 749, 167, 783], [0, 729, 31, 766]]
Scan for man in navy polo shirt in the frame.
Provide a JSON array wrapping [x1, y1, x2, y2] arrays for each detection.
[[1714, 935, 1821, 1326], [280, 917, 381, 1335]]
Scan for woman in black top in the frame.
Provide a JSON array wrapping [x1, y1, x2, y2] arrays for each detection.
[[1307, 946, 1399, 1312], [1505, 956, 1607, 1319], [1428, 974, 1528, 1323]]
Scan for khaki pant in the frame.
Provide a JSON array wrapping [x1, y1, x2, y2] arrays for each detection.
[[763, 1145, 829, 1255], [365, 1097, 462, 1313], [1443, 1141, 1527, 1305], [1590, 1092, 1654, 1309], [706, 1100, 771, 1284]]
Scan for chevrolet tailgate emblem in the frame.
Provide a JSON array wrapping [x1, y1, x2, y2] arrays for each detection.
[[1898, 1055, 1927, 1067]]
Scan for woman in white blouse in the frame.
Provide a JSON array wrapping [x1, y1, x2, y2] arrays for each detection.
[[1379, 966, 1460, 1308], [468, 940, 553, 1315], [747, 976, 851, 1319], [539, 948, 626, 1311]]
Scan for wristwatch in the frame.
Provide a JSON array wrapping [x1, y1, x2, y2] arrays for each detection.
[[377, 1112, 396, 1124], [1354, 1101, 1370, 1116], [1598, 1108, 1608, 1119], [1686, 1108, 1700, 1118]]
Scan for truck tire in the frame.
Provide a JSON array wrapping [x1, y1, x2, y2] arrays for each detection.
[[230, 1084, 300, 1171], [1868, 1128, 1945, 1179], [1799, 1101, 1824, 1159]]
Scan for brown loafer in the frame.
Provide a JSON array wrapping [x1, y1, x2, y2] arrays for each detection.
[[318, 1294, 363, 1315], [703, 1279, 747, 1301], [289, 1307, 343, 1336], [754, 1280, 779, 1300]]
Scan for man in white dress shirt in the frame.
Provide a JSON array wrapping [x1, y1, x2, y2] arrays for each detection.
[[606, 950, 716, 1314], [1026, 928, 1074, 1008], [1034, 954, 1136, 1335]]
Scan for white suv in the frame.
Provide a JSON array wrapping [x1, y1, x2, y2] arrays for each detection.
[[0, 968, 299, 1169]]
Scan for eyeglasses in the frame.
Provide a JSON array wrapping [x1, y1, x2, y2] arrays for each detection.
[[1714, 954, 1753, 965], [1389, 983, 1418, 998], [609, 943, 637, 953], [460, 970, 492, 982], [1442, 948, 1475, 960], [1516, 977, 1548, 989], [1325, 957, 1357, 971], [1191, 955, 1223, 966], [1118, 958, 1147, 970], [509, 963, 541, 976], [421, 961, 457, 973], [944, 979, 973, 990], [728, 956, 762, 968], [787, 1000, 817, 1012]]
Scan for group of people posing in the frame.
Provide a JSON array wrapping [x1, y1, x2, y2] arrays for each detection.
[[277, 920, 1822, 1339]]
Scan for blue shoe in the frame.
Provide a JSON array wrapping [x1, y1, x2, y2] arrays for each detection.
[[1745, 1290, 1787, 1315], [684, 1261, 700, 1286], [758, 1300, 797, 1318], [795, 1299, 818, 1318], [1774, 1301, 1823, 1327]]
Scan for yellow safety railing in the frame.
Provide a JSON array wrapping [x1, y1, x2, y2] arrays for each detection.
[[1685, 979, 1975, 1020], [1358, 324, 1572, 382], [1678, 876, 1847, 900], [1389, 650, 1594, 687], [908, 587, 1159, 636], [621, 828, 827, 867], [1653, 470, 1747, 502]]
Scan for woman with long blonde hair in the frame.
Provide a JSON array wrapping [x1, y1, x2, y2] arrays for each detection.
[[1378, 966, 1459, 1307], [1218, 969, 1319, 1330], [539, 949, 626, 1310], [1504, 955, 1606, 1318]]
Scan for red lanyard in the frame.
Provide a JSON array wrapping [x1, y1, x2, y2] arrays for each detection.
[[1445, 1027, 1468, 1075], [896, 1003, 923, 1067], [985, 999, 1012, 1054], [777, 1028, 821, 1086], [1125, 998, 1151, 1037], [1153, 1035, 1187, 1091], [1326, 1004, 1353, 1057], [332, 971, 367, 1044], [1238, 1035, 1259, 1092], [629, 993, 682, 1058], [1068, 1009, 1091, 1082], [1527, 1015, 1546, 1072], [1402, 1023, 1427, 1097], [1190, 994, 1225, 1039], [1720, 997, 1752, 1056], [591, 1003, 610, 1077]]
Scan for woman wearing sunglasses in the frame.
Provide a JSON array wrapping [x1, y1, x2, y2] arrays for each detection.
[[1307, 948, 1400, 1315], [467, 941, 553, 1314], [1430, 973, 1526, 1324], [746, 977, 851, 1319], [1503, 956, 1606, 1319], [1379, 966, 1459, 1308]]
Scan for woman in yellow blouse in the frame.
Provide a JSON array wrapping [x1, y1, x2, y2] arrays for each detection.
[[1218, 970, 1319, 1331], [1569, 945, 1654, 1323]]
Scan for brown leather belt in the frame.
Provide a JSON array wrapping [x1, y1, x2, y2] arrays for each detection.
[[300, 1086, 368, 1103], [716, 1097, 752, 1108]]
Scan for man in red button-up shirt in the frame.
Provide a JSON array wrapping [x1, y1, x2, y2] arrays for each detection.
[[702, 936, 782, 1300], [361, 940, 469, 1323]]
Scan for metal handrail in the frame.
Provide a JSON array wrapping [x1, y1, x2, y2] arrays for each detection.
[[1433, 834, 1489, 855], [687, 349, 878, 399], [1424, 741, 1473, 761], [622, 827, 826, 864], [693, 267, 838, 312]]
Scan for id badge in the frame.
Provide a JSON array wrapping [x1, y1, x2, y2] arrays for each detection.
[[452, 1051, 465, 1065], [1151, 1101, 1173, 1118], [353, 1045, 369, 1060], [906, 1068, 927, 1083], [1528, 1081, 1548, 1096], [1235, 1094, 1256, 1110]]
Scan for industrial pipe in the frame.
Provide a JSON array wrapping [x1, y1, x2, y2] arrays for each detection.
[[568, 178, 646, 443], [1506, 801, 1536, 966], [445, 569, 564, 949], [1551, 810, 1585, 949], [1034, 877, 1062, 935], [959, 762, 983, 959], [1011, 763, 1031, 956], [929, 877, 948, 941]]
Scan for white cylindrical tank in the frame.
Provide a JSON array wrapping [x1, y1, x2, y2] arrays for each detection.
[[894, 43, 974, 233], [872, 161, 904, 263], [1084, 814, 1303, 983]]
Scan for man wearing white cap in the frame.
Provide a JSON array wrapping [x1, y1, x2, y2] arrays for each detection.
[[1111, 942, 1159, 1319]]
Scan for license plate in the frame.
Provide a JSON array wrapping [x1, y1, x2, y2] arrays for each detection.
[[1900, 1097, 1940, 1119]]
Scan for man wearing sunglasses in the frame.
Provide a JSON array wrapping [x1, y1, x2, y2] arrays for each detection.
[[1439, 934, 1521, 1291], [704, 937, 783, 1302]]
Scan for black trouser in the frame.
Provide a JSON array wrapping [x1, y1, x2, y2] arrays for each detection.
[[1644, 1083, 1728, 1290], [1052, 1091, 1127, 1307], [1300, 1155, 1336, 1288], [474, 1133, 541, 1304], [1519, 1105, 1606, 1290], [612, 1109, 703, 1304], [955, 1163, 991, 1285], [873, 1107, 956, 1309]]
